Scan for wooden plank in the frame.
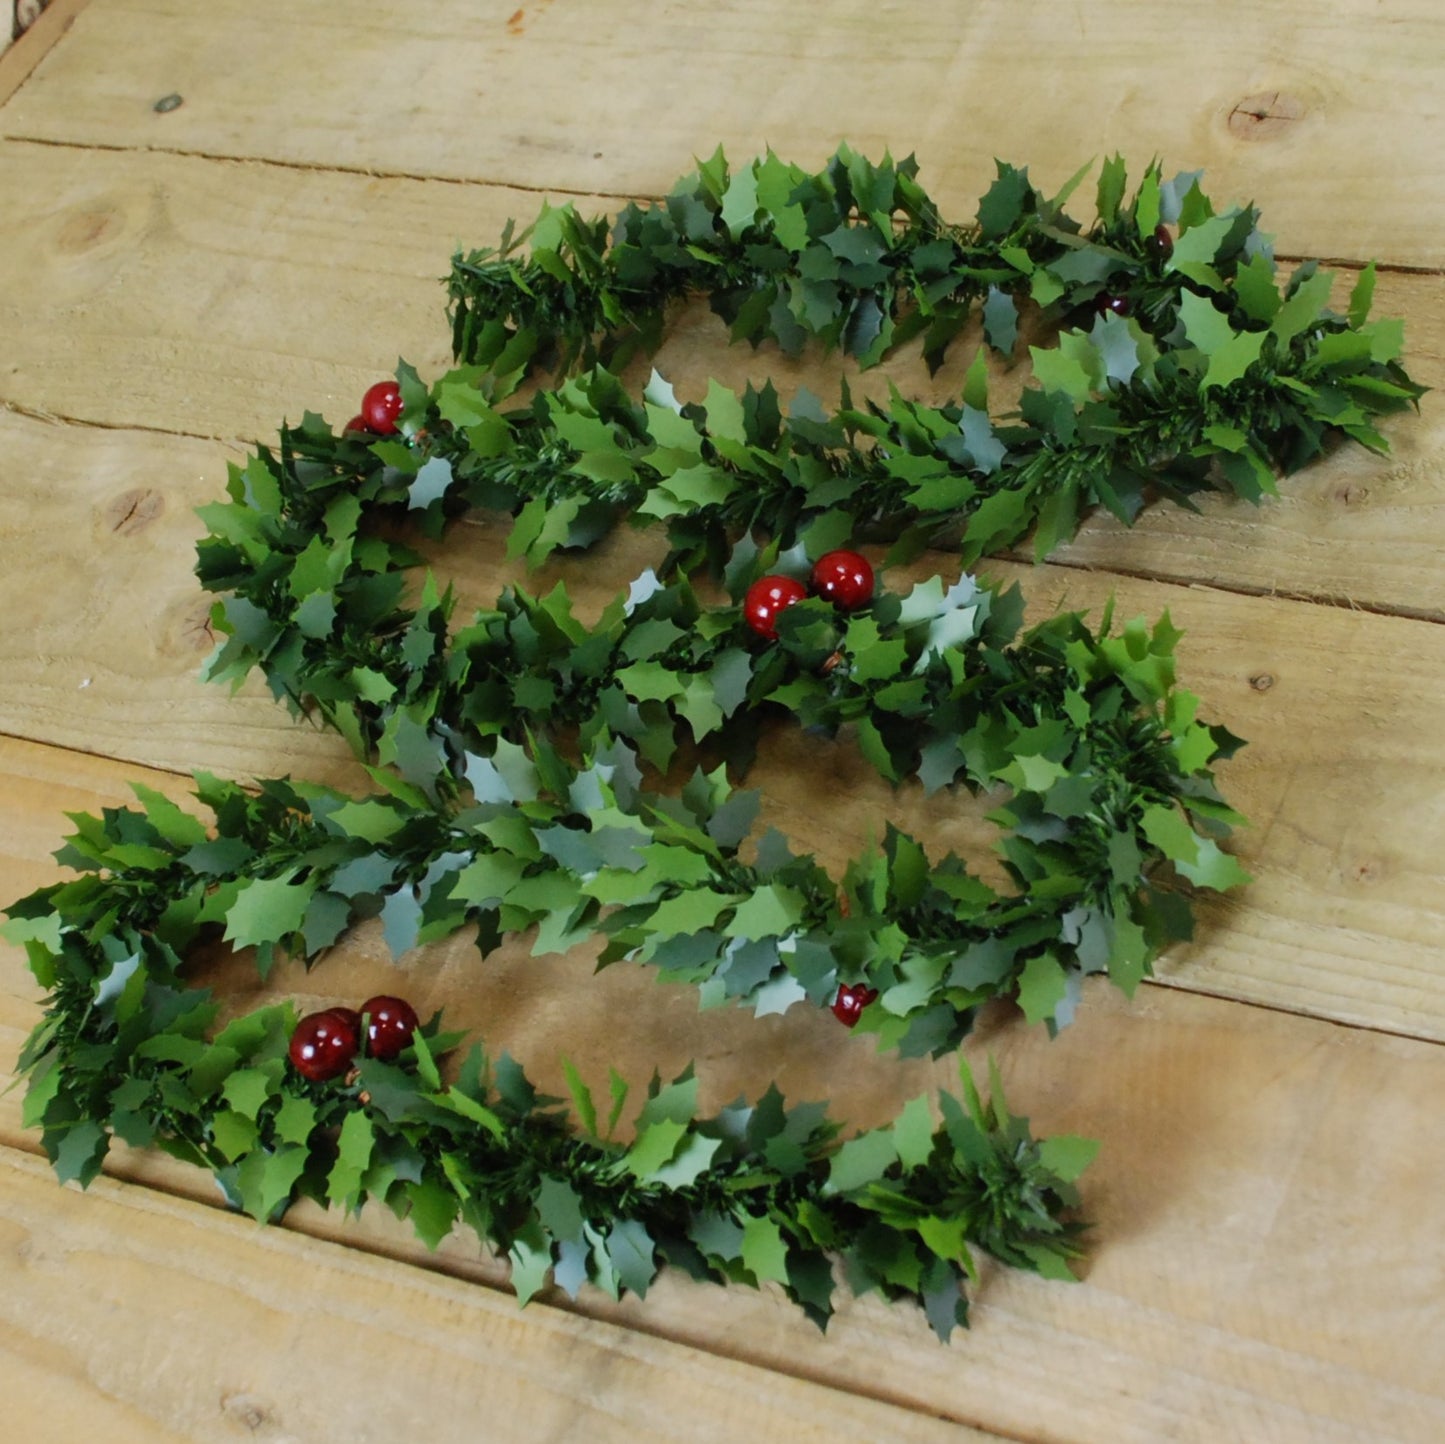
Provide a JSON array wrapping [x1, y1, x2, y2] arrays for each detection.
[[0, 138, 538, 443], [0, 139, 1438, 610], [0, 411, 371, 787], [5, 383, 1445, 1044], [3, 771, 1443, 1442], [3, 0, 1443, 268], [0, 1150, 991, 1444]]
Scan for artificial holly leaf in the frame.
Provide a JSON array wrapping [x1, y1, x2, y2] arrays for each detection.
[[273, 1093, 319, 1147], [740, 1215, 791, 1286], [1139, 804, 1252, 891], [651, 1132, 722, 1188], [327, 1110, 376, 1212], [408, 457, 454, 511], [624, 1118, 689, 1180], [53, 1119, 108, 1187], [824, 1127, 898, 1195], [508, 1221, 554, 1306], [1038, 1134, 1101, 1183], [724, 885, 805, 940], [1178, 292, 1264, 390], [982, 287, 1018, 353], [606, 1219, 657, 1299], [892, 1094, 937, 1170], [1015, 951, 1069, 1026], [223, 872, 312, 950], [407, 1179, 460, 1251]]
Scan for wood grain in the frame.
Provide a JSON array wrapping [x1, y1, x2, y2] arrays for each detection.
[[3, 0, 1443, 268], [5, 395, 1445, 1043], [0, 137, 553, 442], [0, 1150, 995, 1444], [0, 138, 1439, 614], [4, 755, 1444, 1442], [3, 3, 1443, 1438], [0, 409, 374, 786]]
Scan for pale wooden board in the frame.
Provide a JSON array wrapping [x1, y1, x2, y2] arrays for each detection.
[[3, 742, 1444, 1443], [4, 0, 1444, 268], [0, 1150, 996, 1444], [4, 386, 1445, 1044], [0, 138, 1439, 613], [2, 4, 1442, 1438], [0, 410, 374, 788], [0, 137, 519, 442]]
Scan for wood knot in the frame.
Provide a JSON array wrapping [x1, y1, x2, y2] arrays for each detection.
[[1248, 672, 1275, 692], [220, 1392, 277, 1433], [157, 596, 218, 657], [1227, 91, 1307, 141], [57, 209, 118, 254], [103, 487, 165, 535]]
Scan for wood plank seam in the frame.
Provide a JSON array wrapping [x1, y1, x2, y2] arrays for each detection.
[[1026, 552, 1445, 628], [8, 122, 1441, 284], [0, 128, 649, 207]]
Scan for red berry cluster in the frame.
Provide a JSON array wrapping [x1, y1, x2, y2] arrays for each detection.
[[831, 982, 879, 1028], [288, 995, 420, 1082], [742, 548, 875, 641], [342, 379, 404, 437]]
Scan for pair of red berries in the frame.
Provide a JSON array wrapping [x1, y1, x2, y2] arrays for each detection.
[[831, 982, 879, 1028], [743, 548, 875, 641], [288, 995, 420, 1082], [343, 379, 405, 438]]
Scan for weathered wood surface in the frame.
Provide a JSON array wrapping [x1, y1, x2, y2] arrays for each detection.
[[0, 138, 1440, 614], [3, 401, 1445, 1041], [0, 1150, 999, 1444], [5, 0, 1444, 268], [3, 737, 1444, 1443], [2, 0, 1443, 1439]]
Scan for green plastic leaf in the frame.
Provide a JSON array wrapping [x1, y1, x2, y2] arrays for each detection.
[[1016, 951, 1069, 1026], [223, 873, 311, 950], [740, 1215, 791, 1286], [1038, 1134, 1101, 1183]]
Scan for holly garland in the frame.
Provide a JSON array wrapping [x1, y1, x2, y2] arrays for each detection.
[[439, 147, 1422, 570], [4, 788, 1091, 1342], [195, 443, 1246, 1050], [2, 145, 1421, 1336]]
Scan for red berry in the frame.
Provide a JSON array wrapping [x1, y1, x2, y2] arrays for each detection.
[[1095, 294, 1131, 318], [289, 1009, 360, 1082], [359, 380, 404, 436], [326, 1006, 362, 1034], [342, 414, 369, 434], [743, 575, 806, 640], [360, 995, 420, 1061], [810, 549, 874, 610], [1148, 224, 1174, 261], [831, 983, 879, 1028]]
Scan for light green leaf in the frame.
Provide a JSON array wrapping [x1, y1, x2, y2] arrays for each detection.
[[1016, 952, 1069, 1026], [740, 1215, 791, 1286], [223, 872, 311, 949]]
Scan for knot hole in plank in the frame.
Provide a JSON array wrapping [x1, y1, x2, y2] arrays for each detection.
[[1227, 91, 1308, 141]]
